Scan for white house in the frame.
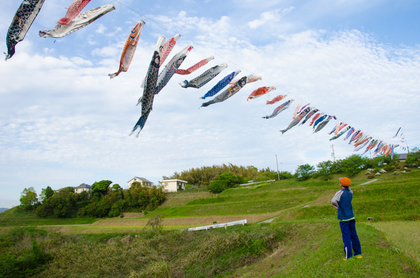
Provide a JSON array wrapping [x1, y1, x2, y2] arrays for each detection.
[[127, 176, 153, 189], [74, 183, 91, 194], [159, 179, 188, 193]]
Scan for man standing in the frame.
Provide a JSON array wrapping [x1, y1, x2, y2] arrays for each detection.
[[331, 177, 363, 261]]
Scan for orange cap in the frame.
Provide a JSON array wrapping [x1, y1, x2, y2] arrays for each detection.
[[339, 177, 351, 187]]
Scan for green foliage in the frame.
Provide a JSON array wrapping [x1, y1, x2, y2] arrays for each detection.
[[255, 170, 279, 181], [78, 191, 89, 201], [316, 161, 334, 181], [406, 147, 420, 165], [111, 184, 123, 199], [209, 180, 228, 194], [216, 172, 241, 188], [35, 188, 78, 218], [278, 171, 293, 180], [339, 155, 366, 177], [39, 186, 54, 204], [169, 163, 264, 186], [8, 224, 290, 278], [208, 172, 244, 193], [0, 227, 51, 278], [19, 187, 38, 210], [91, 180, 112, 197], [294, 164, 315, 181]]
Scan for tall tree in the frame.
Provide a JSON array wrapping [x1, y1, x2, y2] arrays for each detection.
[[20, 187, 38, 210], [91, 180, 112, 197], [39, 186, 54, 204]]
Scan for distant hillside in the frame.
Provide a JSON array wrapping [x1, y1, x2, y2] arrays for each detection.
[[0, 208, 8, 213]]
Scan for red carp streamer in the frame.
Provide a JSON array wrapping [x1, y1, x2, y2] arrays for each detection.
[[57, 0, 91, 25]]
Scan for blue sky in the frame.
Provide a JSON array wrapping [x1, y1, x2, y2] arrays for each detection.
[[1, 0, 419, 208]]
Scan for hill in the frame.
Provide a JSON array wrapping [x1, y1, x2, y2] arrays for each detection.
[[0, 168, 419, 277]]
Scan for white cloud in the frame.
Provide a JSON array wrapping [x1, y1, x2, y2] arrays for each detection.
[[1, 1, 419, 208], [248, 7, 295, 29], [91, 46, 120, 57], [95, 24, 107, 34]]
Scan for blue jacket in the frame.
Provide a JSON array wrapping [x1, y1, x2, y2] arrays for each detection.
[[331, 187, 355, 220]]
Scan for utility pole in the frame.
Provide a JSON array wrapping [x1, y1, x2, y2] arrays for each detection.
[[331, 145, 336, 163], [275, 154, 280, 180]]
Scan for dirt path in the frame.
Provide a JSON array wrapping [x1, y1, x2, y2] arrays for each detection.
[[93, 212, 280, 226]]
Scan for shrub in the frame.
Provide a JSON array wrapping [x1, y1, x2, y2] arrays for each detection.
[[367, 174, 375, 179], [278, 171, 293, 180], [209, 180, 228, 194]]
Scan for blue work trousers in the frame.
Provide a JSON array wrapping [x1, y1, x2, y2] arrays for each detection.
[[339, 219, 361, 259]]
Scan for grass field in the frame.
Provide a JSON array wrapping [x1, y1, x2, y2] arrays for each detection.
[[1, 168, 419, 277], [369, 221, 420, 263]]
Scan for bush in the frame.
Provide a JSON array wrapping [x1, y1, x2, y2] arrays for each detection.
[[209, 180, 228, 194], [217, 172, 240, 188], [0, 228, 51, 278], [278, 171, 293, 180], [367, 174, 375, 179]]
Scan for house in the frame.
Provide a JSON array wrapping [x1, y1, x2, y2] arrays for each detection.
[[74, 183, 91, 194], [159, 179, 188, 193], [398, 153, 408, 161], [127, 176, 153, 189]]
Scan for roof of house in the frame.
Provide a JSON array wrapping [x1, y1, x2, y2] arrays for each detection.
[[397, 153, 408, 160], [74, 183, 91, 189], [159, 179, 188, 183], [128, 176, 153, 184]]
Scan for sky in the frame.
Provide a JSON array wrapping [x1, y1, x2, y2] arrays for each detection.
[[1, 0, 419, 208]]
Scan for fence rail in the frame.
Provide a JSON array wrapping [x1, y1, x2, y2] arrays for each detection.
[[187, 219, 247, 231]]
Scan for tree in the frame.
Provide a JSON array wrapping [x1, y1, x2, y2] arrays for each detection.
[[406, 147, 420, 165], [20, 187, 38, 210], [295, 164, 315, 181], [91, 180, 112, 197], [340, 155, 366, 177], [317, 161, 334, 181], [111, 184, 123, 199], [39, 186, 54, 204], [216, 172, 240, 188]]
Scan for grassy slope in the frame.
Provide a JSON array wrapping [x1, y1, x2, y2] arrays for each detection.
[[1, 168, 420, 277], [231, 222, 420, 278], [0, 207, 96, 226]]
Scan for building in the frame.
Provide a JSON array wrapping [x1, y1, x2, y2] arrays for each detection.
[[127, 177, 153, 189], [159, 179, 188, 193], [74, 183, 91, 194], [398, 153, 408, 161]]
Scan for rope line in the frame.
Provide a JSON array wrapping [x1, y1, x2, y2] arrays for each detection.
[[112, 0, 404, 153]]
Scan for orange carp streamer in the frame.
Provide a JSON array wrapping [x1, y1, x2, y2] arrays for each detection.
[[109, 20, 145, 79], [247, 86, 276, 101]]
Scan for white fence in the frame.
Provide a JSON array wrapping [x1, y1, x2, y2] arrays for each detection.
[[187, 219, 247, 232]]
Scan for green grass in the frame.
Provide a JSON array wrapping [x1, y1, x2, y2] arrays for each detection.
[[1, 166, 420, 277], [0, 207, 96, 226], [369, 221, 420, 263], [0, 225, 292, 278], [231, 222, 420, 277]]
